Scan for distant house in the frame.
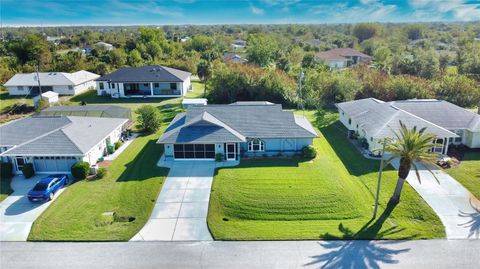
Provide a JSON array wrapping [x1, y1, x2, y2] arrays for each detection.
[[96, 65, 192, 98], [223, 52, 248, 64], [231, 39, 247, 50], [158, 102, 318, 161], [4, 70, 99, 96], [316, 48, 372, 70], [336, 98, 480, 155], [94, 41, 114, 50], [46, 36, 64, 45], [0, 115, 129, 175]]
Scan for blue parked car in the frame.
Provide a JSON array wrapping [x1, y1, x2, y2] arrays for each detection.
[[27, 174, 69, 202]]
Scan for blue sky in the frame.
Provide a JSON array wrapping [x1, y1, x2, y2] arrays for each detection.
[[2, 0, 480, 26]]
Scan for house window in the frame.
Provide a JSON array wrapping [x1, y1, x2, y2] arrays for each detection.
[[68, 85, 73, 90], [17, 86, 24, 91], [99, 83, 104, 90], [170, 83, 177, 90], [348, 118, 352, 125], [248, 139, 265, 152], [143, 83, 149, 87], [154, 83, 159, 88], [111, 83, 115, 89]]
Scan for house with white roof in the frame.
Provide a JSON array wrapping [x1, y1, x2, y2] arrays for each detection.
[[0, 115, 129, 175], [336, 98, 480, 155], [4, 70, 99, 96]]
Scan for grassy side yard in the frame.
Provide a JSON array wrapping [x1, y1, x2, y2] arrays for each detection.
[[0, 177, 13, 203], [186, 78, 206, 98], [28, 97, 182, 241], [208, 111, 444, 240], [446, 151, 480, 199]]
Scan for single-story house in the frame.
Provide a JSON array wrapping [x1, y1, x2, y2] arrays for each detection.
[[33, 91, 59, 106], [38, 105, 132, 120], [0, 116, 129, 175], [182, 98, 207, 109], [94, 41, 114, 50], [4, 70, 99, 96], [336, 98, 480, 155], [316, 48, 372, 70], [223, 52, 248, 64], [96, 65, 192, 98], [157, 102, 318, 161], [231, 39, 247, 50]]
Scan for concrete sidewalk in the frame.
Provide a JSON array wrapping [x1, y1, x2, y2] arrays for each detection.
[[0, 175, 66, 241], [131, 161, 215, 241], [392, 160, 480, 239]]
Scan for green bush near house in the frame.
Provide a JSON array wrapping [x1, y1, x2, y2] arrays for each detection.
[[107, 144, 115, 154], [114, 141, 123, 150], [0, 162, 13, 179], [302, 145, 317, 159], [215, 153, 224, 162], [135, 105, 162, 133], [96, 168, 107, 179], [22, 163, 35, 178], [71, 162, 90, 180]]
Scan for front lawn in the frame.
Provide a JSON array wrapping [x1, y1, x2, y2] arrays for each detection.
[[28, 99, 182, 241], [0, 176, 13, 203], [208, 111, 445, 240], [446, 151, 480, 199]]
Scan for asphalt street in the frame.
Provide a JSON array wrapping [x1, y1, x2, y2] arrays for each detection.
[[1, 240, 479, 269]]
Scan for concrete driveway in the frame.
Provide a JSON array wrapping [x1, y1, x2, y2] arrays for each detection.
[[392, 161, 480, 239], [0, 175, 67, 241], [131, 161, 215, 241]]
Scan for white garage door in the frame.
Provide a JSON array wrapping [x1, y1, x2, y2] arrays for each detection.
[[33, 156, 77, 173]]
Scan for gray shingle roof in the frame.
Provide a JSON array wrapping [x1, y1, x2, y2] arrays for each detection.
[[96, 65, 191, 83], [336, 98, 459, 139], [158, 104, 318, 144], [391, 100, 480, 132], [4, 70, 99, 86], [0, 116, 127, 156]]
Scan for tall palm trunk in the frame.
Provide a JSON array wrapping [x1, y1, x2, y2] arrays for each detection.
[[390, 157, 411, 204], [203, 79, 207, 98]]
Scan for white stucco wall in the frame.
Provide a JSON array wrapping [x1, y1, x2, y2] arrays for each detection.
[[7, 80, 96, 96], [182, 77, 191, 95], [465, 130, 480, 149]]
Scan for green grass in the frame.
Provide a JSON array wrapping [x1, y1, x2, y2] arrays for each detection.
[[0, 176, 13, 203], [186, 79, 206, 98], [28, 97, 183, 241], [0, 87, 33, 112], [208, 111, 445, 240], [446, 151, 480, 199]]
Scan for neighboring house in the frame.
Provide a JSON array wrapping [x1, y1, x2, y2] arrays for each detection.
[[157, 102, 318, 161], [223, 52, 248, 64], [94, 41, 114, 50], [336, 98, 480, 155], [182, 98, 207, 109], [316, 48, 372, 70], [4, 70, 99, 96], [39, 105, 132, 120], [231, 39, 247, 50], [96, 65, 192, 98], [46, 36, 64, 45], [0, 116, 129, 175]]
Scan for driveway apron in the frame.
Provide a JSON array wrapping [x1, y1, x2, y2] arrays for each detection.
[[131, 161, 215, 241], [0, 175, 66, 241], [392, 160, 480, 239]]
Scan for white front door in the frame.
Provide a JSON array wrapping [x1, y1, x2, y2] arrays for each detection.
[[226, 143, 236, 160], [14, 157, 26, 173]]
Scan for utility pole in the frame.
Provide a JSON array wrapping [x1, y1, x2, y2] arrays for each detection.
[[373, 138, 387, 219], [36, 61, 42, 96], [298, 69, 305, 116]]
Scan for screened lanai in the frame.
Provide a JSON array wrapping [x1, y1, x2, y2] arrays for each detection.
[[38, 105, 131, 119]]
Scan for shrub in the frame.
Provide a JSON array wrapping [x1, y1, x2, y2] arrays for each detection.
[[114, 141, 123, 150], [215, 153, 224, 162], [302, 146, 317, 159], [96, 168, 107, 179], [35, 97, 50, 112], [135, 105, 162, 133], [22, 163, 35, 178], [0, 162, 13, 179], [71, 161, 90, 180]]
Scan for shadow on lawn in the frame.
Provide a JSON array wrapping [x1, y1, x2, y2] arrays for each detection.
[[116, 136, 169, 182], [318, 121, 395, 177]]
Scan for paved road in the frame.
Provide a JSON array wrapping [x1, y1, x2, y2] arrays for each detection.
[[1, 240, 479, 269], [392, 160, 480, 239], [0, 175, 66, 241], [131, 161, 215, 241]]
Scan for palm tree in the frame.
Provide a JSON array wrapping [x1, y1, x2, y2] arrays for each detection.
[[382, 121, 440, 204], [197, 60, 212, 98]]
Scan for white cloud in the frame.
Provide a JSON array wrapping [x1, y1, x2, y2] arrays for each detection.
[[251, 5, 265, 15], [310, 1, 397, 22], [409, 0, 480, 21]]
